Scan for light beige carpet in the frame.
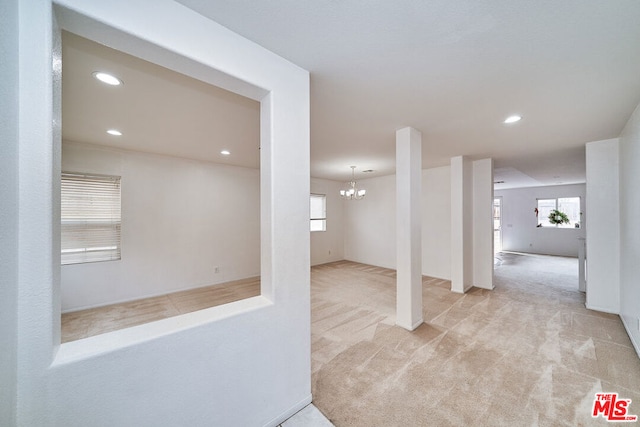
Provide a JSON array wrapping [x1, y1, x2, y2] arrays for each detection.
[[310, 257, 640, 426]]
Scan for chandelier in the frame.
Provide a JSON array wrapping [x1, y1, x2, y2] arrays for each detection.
[[340, 166, 366, 200]]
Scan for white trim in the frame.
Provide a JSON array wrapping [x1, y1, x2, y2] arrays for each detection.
[[621, 316, 640, 359], [53, 296, 273, 366], [262, 394, 313, 427], [585, 304, 620, 315], [60, 275, 261, 314]]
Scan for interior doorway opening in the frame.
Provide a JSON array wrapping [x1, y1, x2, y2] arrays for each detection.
[[493, 197, 502, 254]]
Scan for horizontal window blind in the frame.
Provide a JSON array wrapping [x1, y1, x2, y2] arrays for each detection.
[[310, 193, 326, 232], [61, 172, 121, 265]]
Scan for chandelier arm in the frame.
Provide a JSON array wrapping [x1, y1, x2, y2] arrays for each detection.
[[340, 166, 366, 200]]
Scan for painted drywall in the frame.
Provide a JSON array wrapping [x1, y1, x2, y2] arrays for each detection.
[[422, 166, 452, 280], [396, 127, 423, 331], [310, 178, 344, 266], [14, 1, 310, 426], [495, 184, 587, 257], [451, 156, 473, 292], [585, 139, 620, 314], [61, 142, 260, 312], [450, 157, 493, 292], [619, 102, 640, 356], [344, 167, 452, 280], [472, 159, 494, 290], [0, 0, 19, 423], [344, 174, 397, 269]]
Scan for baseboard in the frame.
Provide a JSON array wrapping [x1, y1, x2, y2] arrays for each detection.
[[61, 274, 260, 314], [621, 316, 640, 359], [585, 305, 640, 359], [584, 303, 620, 315], [263, 394, 312, 427], [396, 318, 424, 331], [311, 256, 344, 267], [500, 250, 579, 259]]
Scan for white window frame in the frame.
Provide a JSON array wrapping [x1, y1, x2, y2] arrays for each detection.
[[536, 197, 581, 229], [61, 172, 122, 265], [310, 193, 327, 232]]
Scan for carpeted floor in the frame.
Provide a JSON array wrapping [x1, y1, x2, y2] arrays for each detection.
[[310, 255, 640, 426]]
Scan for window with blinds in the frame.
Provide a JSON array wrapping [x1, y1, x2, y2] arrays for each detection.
[[310, 193, 326, 232], [61, 172, 121, 265]]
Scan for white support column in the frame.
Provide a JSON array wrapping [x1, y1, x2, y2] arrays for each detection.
[[585, 139, 620, 312], [451, 155, 472, 293], [396, 127, 423, 331], [578, 237, 586, 293], [472, 158, 494, 290]]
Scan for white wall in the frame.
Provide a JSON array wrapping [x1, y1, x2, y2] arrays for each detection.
[[0, 0, 19, 423], [61, 142, 260, 312], [585, 139, 620, 314], [310, 178, 344, 266], [344, 174, 397, 269], [13, 1, 310, 426], [422, 166, 452, 280], [619, 102, 640, 356], [495, 184, 587, 257], [344, 167, 452, 280]]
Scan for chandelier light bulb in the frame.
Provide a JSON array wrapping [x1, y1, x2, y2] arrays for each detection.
[[340, 166, 366, 200]]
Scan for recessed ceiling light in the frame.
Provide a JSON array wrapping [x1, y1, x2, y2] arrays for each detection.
[[107, 129, 122, 136], [504, 115, 522, 124], [220, 150, 230, 155], [93, 71, 123, 86], [362, 169, 375, 173]]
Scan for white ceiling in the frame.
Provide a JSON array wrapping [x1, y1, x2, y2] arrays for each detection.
[[63, 1, 640, 187], [62, 32, 261, 170]]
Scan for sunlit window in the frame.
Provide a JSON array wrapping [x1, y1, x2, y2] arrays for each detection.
[[537, 197, 581, 228], [61, 172, 122, 264], [310, 194, 326, 232]]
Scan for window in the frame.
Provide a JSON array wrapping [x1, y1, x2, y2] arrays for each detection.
[[61, 172, 122, 264], [310, 194, 326, 232], [537, 197, 581, 228]]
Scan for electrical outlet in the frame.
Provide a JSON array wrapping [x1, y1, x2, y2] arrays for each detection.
[[214, 266, 219, 274]]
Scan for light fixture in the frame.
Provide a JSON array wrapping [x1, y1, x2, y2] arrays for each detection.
[[220, 150, 230, 155], [93, 71, 123, 86], [107, 129, 122, 136], [340, 166, 366, 200], [504, 115, 522, 124]]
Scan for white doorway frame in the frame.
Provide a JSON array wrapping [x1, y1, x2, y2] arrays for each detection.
[[493, 196, 503, 254]]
